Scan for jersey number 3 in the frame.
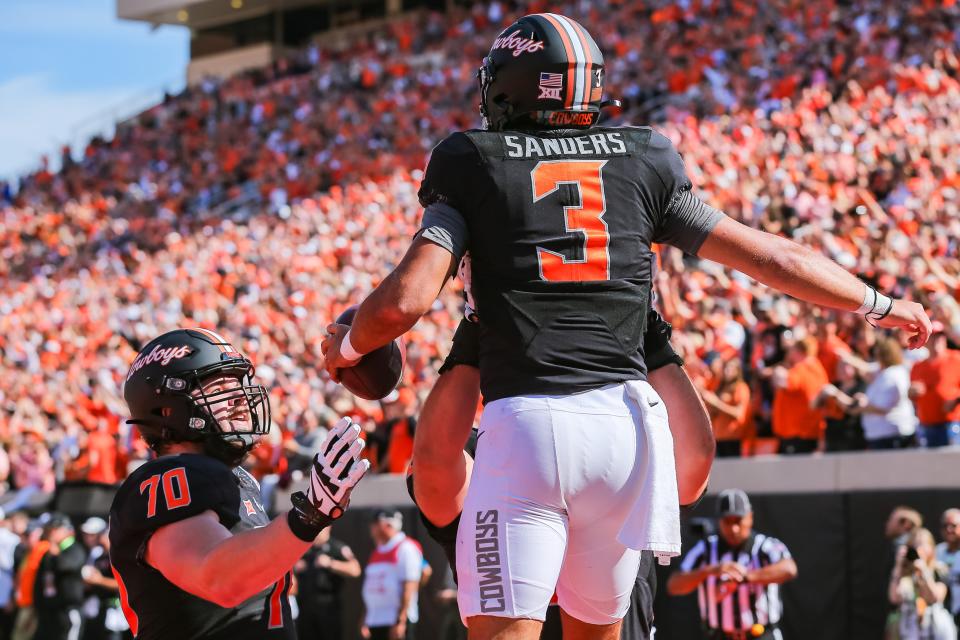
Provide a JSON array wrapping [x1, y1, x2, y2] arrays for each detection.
[[140, 467, 192, 518], [532, 159, 610, 281]]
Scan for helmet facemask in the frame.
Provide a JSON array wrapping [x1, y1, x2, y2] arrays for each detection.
[[190, 370, 270, 437], [478, 57, 510, 131], [188, 366, 271, 466], [147, 359, 271, 466]]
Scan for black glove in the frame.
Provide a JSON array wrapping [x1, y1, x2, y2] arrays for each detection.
[[439, 318, 480, 375], [644, 309, 684, 372]]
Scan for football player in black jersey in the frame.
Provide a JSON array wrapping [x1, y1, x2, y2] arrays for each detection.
[[406, 308, 711, 640], [323, 13, 930, 640], [110, 328, 369, 640]]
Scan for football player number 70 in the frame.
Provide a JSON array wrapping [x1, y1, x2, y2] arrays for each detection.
[[531, 159, 610, 282], [139, 467, 192, 517]]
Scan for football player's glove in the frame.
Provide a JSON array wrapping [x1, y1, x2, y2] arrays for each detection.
[[438, 318, 480, 375], [458, 255, 479, 323], [644, 309, 684, 371], [287, 417, 370, 541]]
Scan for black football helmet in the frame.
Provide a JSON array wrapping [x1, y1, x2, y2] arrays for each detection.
[[123, 328, 271, 466], [478, 13, 618, 131]]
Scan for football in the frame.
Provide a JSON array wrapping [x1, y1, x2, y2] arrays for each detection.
[[334, 306, 405, 400]]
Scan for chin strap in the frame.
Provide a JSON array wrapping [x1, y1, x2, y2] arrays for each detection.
[[201, 433, 253, 467]]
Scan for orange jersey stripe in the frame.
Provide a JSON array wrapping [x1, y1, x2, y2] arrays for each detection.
[[112, 564, 140, 636]]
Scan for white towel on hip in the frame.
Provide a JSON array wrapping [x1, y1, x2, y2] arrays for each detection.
[[616, 379, 681, 565]]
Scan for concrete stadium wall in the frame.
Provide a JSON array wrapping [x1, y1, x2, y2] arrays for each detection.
[[274, 447, 960, 513]]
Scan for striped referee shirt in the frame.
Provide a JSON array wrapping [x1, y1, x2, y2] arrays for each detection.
[[679, 532, 792, 634]]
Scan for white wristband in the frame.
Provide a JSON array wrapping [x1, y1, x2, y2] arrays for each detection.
[[866, 291, 894, 326], [340, 329, 364, 362], [856, 284, 877, 315]]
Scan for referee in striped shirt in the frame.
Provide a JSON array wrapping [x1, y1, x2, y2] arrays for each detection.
[[666, 489, 798, 640]]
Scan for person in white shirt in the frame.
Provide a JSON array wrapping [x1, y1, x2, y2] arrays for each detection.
[[0, 509, 20, 637], [361, 510, 423, 640], [936, 508, 960, 629], [849, 338, 918, 449]]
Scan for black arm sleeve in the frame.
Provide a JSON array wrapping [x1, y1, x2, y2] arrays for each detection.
[[438, 318, 480, 375], [643, 309, 684, 371]]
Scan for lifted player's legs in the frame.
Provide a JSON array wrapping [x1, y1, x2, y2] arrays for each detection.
[[458, 386, 646, 640], [466, 617, 542, 640], [558, 610, 621, 640]]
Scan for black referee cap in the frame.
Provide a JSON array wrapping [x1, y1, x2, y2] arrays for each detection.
[[373, 509, 403, 527], [717, 489, 752, 517], [42, 512, 74, 531]]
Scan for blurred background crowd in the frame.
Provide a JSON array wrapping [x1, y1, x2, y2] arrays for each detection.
[[0, 0, 956, 533]]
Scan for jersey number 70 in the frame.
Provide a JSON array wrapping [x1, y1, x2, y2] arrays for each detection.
[[140, 467, 192, 518], [531, 159, 610, 282]]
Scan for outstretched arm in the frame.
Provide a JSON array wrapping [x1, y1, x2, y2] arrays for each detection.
[[323, 236, 456, 379], [147, 421, 369, 607], [666, 564, 714, 596], [697, 216, 931, 348], [146, 510, 309, 608]]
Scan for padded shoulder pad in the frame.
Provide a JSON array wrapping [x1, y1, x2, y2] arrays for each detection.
[[643, 129, 691, 195], [418, 132, 485, 209], [112, 455, 240, 534]]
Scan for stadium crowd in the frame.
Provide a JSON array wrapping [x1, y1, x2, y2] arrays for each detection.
[[0, 0, 957, 521]]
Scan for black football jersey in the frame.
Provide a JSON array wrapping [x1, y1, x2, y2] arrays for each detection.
[[418, 126, 721, 401], [108, 454, 295, 640]]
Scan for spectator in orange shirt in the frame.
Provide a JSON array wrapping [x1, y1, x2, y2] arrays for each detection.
[[379, 388, 417, 474], [13, 525, 49, 640], [910, 330, 960, 448], [812, 361, 867, 453], [771, 337, 829, 455], [84, 419, 119, 485], [701, 358, 751, 458], [816, 321, 851, 383]]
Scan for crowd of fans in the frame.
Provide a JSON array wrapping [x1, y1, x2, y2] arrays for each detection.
[[883, 506, 960, 638], [0, 0, 957, 524]]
